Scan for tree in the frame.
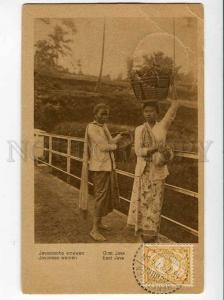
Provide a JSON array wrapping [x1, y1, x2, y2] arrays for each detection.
[[34, 40, 56, 73], [35, 21, 76, 73], [62, 19, 77, 34], [48, 25, 73, 65], [77, 59, 83, 75], [39, 18, 51, 25]]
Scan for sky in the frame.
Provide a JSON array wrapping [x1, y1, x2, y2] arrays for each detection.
[[34, 17, 198, 79]]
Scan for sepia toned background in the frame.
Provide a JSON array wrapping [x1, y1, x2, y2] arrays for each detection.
[[34, 12, 199, 244], [22, 3, 204, 293]]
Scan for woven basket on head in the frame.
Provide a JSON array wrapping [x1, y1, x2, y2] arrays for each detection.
[[130, 68, 171, 103]]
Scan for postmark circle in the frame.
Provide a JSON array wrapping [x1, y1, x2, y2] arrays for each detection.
[[132, 244, 191, 294]]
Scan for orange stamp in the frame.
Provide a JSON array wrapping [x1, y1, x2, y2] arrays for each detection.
[[143, 245, 193, 287], [132, 244, 194, 293]]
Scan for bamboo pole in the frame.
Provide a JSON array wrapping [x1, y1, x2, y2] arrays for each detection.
[[95, 19, 106, 92]]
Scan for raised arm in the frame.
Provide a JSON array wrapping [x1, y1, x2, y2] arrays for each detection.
[[160, 100, 180, 130], [87, 124, 117, 152]]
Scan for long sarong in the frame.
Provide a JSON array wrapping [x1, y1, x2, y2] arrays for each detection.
[[91, 171, 120, 217], [127, 165, 165, 236]]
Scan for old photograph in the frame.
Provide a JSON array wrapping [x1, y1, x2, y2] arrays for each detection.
[[34, 13, 199, 244], [22, 3, 204, 294]]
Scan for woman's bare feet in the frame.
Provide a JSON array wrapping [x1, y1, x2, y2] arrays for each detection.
[[98, 223, 111, 231], [89, 230, 106, 242]]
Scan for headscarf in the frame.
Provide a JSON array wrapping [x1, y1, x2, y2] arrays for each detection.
[[141, 122, 157, 152], [141, 122, 173, 167]]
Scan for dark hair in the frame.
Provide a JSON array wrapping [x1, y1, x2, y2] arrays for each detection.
[[142, 101, 159, 114], [93, 103, 110, 115]]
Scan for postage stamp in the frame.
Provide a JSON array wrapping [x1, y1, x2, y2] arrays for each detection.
[[132, 244, 193, 293]]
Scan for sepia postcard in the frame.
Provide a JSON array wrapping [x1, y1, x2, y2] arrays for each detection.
[[22, 3, 204, 294]]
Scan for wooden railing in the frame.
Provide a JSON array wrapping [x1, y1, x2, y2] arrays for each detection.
[[34, 131, 198, 239]]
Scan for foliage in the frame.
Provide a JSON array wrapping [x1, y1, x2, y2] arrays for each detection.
[[48, 25, 72, 59], [34, 21, 76, 73], [127, 51, 195, 86], [34, 40, 57, 73], [127, 51, 179, 78], [34, 73, 197, 153], [62, 19, 77, 34]]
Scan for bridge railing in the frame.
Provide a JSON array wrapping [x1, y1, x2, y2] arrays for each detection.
[[34, 131, 198, 239]]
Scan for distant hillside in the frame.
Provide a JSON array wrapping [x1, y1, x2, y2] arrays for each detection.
[[34, 71, 198, 151]]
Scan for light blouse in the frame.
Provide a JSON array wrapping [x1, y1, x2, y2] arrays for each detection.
[[134, 102, 179, 180], [87, 122, 117, 171]]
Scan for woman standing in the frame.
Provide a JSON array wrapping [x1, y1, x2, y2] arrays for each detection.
[[79, 103, 123, 242], [127, 100, 180, 242]]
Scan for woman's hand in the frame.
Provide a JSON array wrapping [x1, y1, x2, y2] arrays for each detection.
[[157, 144, 174, 161], [146, 145, 158, 156], [113, 133, 123, 144], [157, 142, 166, 152], [119, 131, 130, 136]]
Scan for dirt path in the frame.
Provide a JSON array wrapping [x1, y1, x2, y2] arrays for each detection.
[[35, 165, 171, 243]]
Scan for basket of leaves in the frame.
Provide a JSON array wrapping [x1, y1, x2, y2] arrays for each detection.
[[130, 61, 172, 102]]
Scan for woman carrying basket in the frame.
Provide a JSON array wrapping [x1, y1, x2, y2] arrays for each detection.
[[127, 99, 180, 242]]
